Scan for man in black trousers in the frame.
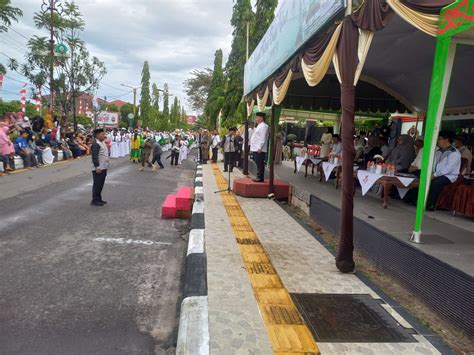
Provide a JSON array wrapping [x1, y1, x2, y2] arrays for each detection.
[[91, 128, 110, 207], [250, 113, 269, 182]]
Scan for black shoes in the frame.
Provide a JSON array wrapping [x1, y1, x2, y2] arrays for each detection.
[[100, 200, 107, 204], [91, 201, 105, 207]]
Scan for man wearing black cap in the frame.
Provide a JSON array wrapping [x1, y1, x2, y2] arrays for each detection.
[[90, 128, 110, 206], [250, 112, 269, 182]]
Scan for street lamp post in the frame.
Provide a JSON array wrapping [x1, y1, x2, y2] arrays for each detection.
[[121, 83, 141, 118], [41, 0, 63, 116]]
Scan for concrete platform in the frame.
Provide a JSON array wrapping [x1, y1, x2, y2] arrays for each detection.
[[233, 178, 290, 199]]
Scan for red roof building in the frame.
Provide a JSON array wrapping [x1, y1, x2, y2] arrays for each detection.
[[108, 100, 128, 109]]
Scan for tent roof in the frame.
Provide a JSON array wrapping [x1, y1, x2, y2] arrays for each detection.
[[362, 15, 474, 114]]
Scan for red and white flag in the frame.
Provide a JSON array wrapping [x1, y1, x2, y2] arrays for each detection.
[[20, 83, 27, 112], [0, 73, 4, 89], [35, 86, 42, 112]]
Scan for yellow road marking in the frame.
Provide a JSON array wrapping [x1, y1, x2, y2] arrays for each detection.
[[211, 165, 320, 354]]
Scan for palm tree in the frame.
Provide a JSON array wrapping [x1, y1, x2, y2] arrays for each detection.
[[0, 0, 23, 33]]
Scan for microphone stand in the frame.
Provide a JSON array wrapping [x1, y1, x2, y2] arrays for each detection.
[[215, 134, 234, 194]]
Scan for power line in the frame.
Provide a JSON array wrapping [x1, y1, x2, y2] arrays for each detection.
[[100, 82, 130, 92], [7, 25, 31, 41]]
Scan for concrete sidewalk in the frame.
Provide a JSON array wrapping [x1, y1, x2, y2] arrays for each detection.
[[202, 161, 449, 354]]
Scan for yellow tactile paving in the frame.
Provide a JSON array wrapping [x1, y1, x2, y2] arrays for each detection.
[[212, 166, 320, 355]]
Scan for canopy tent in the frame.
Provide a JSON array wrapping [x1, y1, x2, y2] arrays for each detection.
[[243, 0, 474, 273]]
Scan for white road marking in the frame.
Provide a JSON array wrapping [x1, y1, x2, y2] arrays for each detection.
[[95, 237, 172, 247]]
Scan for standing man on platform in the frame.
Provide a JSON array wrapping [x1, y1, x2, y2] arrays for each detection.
[[91, 128, 110, 207], [250, 112, 269, 183]]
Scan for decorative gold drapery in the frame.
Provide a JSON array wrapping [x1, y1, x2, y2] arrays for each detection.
[[272, 70, 293, 105], [386, 0, 439, 36], [257, 86, 270, 112], [301, 23, 343, 87]]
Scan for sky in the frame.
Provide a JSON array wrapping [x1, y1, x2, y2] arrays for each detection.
[[0, 0, 236, 114]]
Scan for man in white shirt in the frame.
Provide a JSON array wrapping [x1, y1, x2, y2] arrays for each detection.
[[210, 130, 221, 163], [330, 134, 342, 156], [426, 131, 461, 211], [454, 135, 472, 174], [250, 112, 269, 182]]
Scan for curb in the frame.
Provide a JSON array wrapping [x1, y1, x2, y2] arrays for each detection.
[[176, 159, 209, 355]]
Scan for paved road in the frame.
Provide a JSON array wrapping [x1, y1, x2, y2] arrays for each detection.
[[0, 153, 196, 354]]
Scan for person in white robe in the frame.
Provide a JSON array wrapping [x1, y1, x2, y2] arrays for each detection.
[[178, 139, 189, 165], [109, 129, 120, 158]]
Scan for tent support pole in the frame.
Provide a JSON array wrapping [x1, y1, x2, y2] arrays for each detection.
[[411, 37, 456, 243], [243, 101, 250, 176]]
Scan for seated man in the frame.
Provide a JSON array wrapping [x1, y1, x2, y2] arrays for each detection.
[[330, 134, 342, 156], [408, 138, 423, 177], [15, 130, 38, 168], [454, 134, 472, 174], [409, 131, 460, 211]]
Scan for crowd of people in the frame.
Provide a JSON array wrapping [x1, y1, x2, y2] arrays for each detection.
[[0, 111, 195, 177], [315, 125, 472, 212]]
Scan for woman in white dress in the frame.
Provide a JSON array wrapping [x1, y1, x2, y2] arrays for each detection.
[[109, 130, 121, 158], [178, 139, 189, 165], [320, 128, 333, 158]]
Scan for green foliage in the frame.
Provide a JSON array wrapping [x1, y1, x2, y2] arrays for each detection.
[[162, 83, 170, 123], [251, 0, 278, 52], [286, 134, 297, 144], [221, 0, 254, 127], [152, 82, 160, 111], [120, 102, 134, 125], [105, 103, 119, 112], [0, 100, 20, 116], [20, 1, 106, 124], [140, 61, 151, 127], [0, 63, 6, 74], [205, 49, 225, 129], [170, 96, 180, 126], [75, 114, 92, 126], [183, 68, 213, 112], [0, 0, 23, 33]]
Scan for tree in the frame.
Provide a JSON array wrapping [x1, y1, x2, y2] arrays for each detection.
[[120, 102, 134, 127], [140, 61, 151, 127], [162, 83, 170, 123], [222, 0, 254, 127], [183, 68, 212, 112], [152, 83, 160, 112], [21, 1, 106, 128], [251, 0, 278, 52], [0, 0, 23, 33], [205, 49, 225, 129], [170, 96, 180, 127]]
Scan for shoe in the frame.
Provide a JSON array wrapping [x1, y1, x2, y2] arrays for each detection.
[[90, 201, 104, 207], [139, 167, 144, 171], [99, 200, 107, 204], [152, 165, 157, 172], [223, 169, 228, 172], [426, 206, 435, 212]]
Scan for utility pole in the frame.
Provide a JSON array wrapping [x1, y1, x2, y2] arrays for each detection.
[[41, 0, 63, 117], [121, 83, 141, 118], [243, 21, 251, 176]]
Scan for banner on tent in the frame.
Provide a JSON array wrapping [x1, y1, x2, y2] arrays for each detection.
[[243, 0, 346, 95]]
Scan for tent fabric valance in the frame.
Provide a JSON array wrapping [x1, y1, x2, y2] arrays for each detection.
[[387, 0, 440, 36], [302, 23, 343, 87], [244, 0, 448, 109]]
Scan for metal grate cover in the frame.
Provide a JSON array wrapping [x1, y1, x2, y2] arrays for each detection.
[[291, 293, 416, 343]]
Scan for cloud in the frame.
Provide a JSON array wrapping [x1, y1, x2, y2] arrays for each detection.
[[1, 0, 234, 113]]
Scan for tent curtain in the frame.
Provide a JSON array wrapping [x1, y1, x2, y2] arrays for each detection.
[[257, 86, 270, 112], [335, 16, 359, 274], [246, 99, 255, 117], [354, 29, 374, 85], [302, 23, 343, 87], [386, 0, 440, 36], [401, 0, 453, 15], [352, 0, 394, 31], [273, 70, 293, 105]]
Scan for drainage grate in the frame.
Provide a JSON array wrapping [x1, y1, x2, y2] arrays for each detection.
[[291, 293, 416, 343]]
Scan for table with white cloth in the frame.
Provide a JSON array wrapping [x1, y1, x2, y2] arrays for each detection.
[[321, 161, 342, 188], [357, 170, 419, 208], [294, 156, 326, 178]]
